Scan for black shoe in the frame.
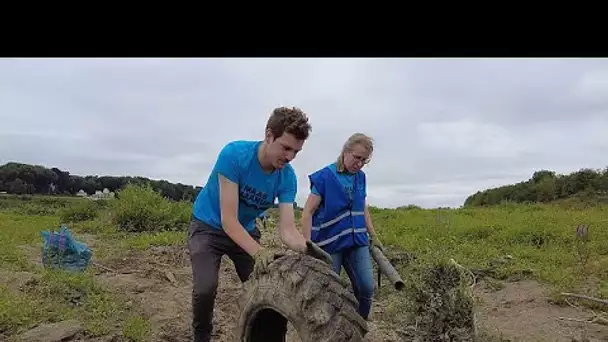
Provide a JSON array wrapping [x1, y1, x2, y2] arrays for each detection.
[[193, 331, 211, 342]]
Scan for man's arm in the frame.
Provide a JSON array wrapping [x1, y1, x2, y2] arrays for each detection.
[[218, 174, 263, 256], [275, 169, 307, 253], [277, 203, 307, 253], [300, 193, 321, 240]]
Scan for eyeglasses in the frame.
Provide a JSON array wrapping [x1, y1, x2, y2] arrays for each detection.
[[351, 153, 370, 165]]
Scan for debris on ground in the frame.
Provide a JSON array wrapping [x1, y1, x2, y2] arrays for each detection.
[[40, 224, 92, 272], [404, 260, 477, 342], [16, 319, 83, 342]]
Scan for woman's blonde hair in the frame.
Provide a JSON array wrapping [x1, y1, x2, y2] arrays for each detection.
[[336, 133, 374, 172]]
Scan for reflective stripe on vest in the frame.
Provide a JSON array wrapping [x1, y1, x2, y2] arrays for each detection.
[[311, 210, 365, 231], [316, 227, 368, 247]]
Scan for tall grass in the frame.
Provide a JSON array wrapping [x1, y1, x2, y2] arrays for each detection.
[[1, 189, 606, 339], [371, 203, 608, 297], [111, 184, 191, 233], [0, 211, 149, 338]]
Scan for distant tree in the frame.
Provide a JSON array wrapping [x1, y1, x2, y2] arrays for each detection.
[[463, 166, 608, 207], [0, 161, 201, 202], [532, 170, 556, 184], [8, 178, 27, 194]]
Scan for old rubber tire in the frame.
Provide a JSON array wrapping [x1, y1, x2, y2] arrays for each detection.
[[233, 252, 368, 342]]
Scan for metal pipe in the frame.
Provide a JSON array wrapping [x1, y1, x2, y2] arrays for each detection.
[[370, 246, 405, 291]]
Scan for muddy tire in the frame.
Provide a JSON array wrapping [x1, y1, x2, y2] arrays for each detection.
[[234, 252, 368, 342]]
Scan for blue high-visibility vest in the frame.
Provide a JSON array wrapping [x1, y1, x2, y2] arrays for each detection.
[[308, 166, 369, 254]]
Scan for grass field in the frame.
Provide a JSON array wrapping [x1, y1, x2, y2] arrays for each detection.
[[0, 188, 607, 341], [370, 204, 608, 301]]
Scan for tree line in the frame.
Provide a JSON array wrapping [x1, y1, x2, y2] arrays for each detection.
[[464, 167, 608, 206], [0, 162, 201, 202]]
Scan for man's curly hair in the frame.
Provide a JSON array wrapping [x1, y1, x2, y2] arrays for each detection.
[[266, 106, 312, 140]]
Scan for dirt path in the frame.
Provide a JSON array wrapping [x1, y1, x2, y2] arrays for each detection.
[[92, 245, 608, 342], [9, 232, 607, 341], [9, 231, 608, 342], [474, 280, 608, 342]]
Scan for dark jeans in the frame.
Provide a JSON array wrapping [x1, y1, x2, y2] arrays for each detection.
[[330, 245, 375, 320], [188, 216, 261, 342]]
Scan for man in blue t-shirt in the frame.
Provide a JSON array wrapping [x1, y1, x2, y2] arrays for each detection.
[[188, 107, 332, 342]]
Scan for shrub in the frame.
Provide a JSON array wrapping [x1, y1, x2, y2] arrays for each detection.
[[15, 203, 59, 216], [59, 201, 99, 223], [111, 184, 190, 232], [405, 260, 476, 341], [37, 197, 71, 208]]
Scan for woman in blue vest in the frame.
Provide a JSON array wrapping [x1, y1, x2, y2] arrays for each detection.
[[300, 133, 384, 320]]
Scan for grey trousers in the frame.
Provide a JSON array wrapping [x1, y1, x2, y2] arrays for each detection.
[[188, 216, 261, 342]]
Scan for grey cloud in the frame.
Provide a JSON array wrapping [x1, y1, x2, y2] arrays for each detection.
[[2, 58, 608, 208]]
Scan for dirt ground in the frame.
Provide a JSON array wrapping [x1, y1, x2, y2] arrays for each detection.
[[474, 280, 608, 342], [91, 244, 608, 342], [8, 232, 608, 342]]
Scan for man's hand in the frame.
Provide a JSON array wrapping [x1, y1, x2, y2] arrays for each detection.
[[278, 203, 308, 253], [368, 230, 384, 251], [252, 248, 276, 275], [305, 240, 333, 266]]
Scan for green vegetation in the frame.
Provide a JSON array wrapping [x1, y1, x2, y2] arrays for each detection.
[[111, 184, 191, 233], [58, 200, 99, 223], [0, 212, 57, 271], [0, 268, 142, 338], [0, 161, 200, 201], [404, 261, 476, 341], [1, 171, 607, 340], [370, 203, 608, 300], [0, 210, 150, 339], [465, 167, 608, 206], [122, 314, 152, 342], [0, 185, 187, 338]]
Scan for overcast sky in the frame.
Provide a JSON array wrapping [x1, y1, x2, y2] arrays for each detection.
[[1, 58, 608, 208]]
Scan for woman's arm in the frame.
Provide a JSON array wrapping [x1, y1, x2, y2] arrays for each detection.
[[300, 193, 321, 240], [364, 203, 375, 234], [364, 202, 384, 250]]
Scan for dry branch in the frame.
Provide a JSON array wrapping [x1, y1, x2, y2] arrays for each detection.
[[561, 293, 608, 306], [164, 270, 178, 287], [558, 317, 591, 323], [92, 261, 134, 274], [449, 258, 476, 289], [151, 260, 172, 268], [558, 315, 608, 326], [565, 299, 580, 309]]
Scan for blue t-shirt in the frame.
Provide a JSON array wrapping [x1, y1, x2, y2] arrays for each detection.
[[311, 163, 366, 200], [192, 140, 297, 232]]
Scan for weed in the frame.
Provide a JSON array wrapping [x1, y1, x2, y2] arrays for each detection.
[[59, 201, 99, 223], [111, 184, 191, 232], [0, 284, 61, 336], [374, 204, 608, 297], [405, 260, 476, 342], [2, 194, 608, 340], [122, 315, 152, 341], [0, 211, 142, 338], [71, 218, 116, 236], [0, 268, 132, 337], [574, 224, 591, 273], [14, 203, 59, 216], [0, 212, 58, 271], [482, 278, 505, 292], [123, 230, 186, 250], [0, 194, 81, 216]]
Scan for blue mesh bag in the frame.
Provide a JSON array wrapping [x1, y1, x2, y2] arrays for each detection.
[[41, 224, 92, 272]]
